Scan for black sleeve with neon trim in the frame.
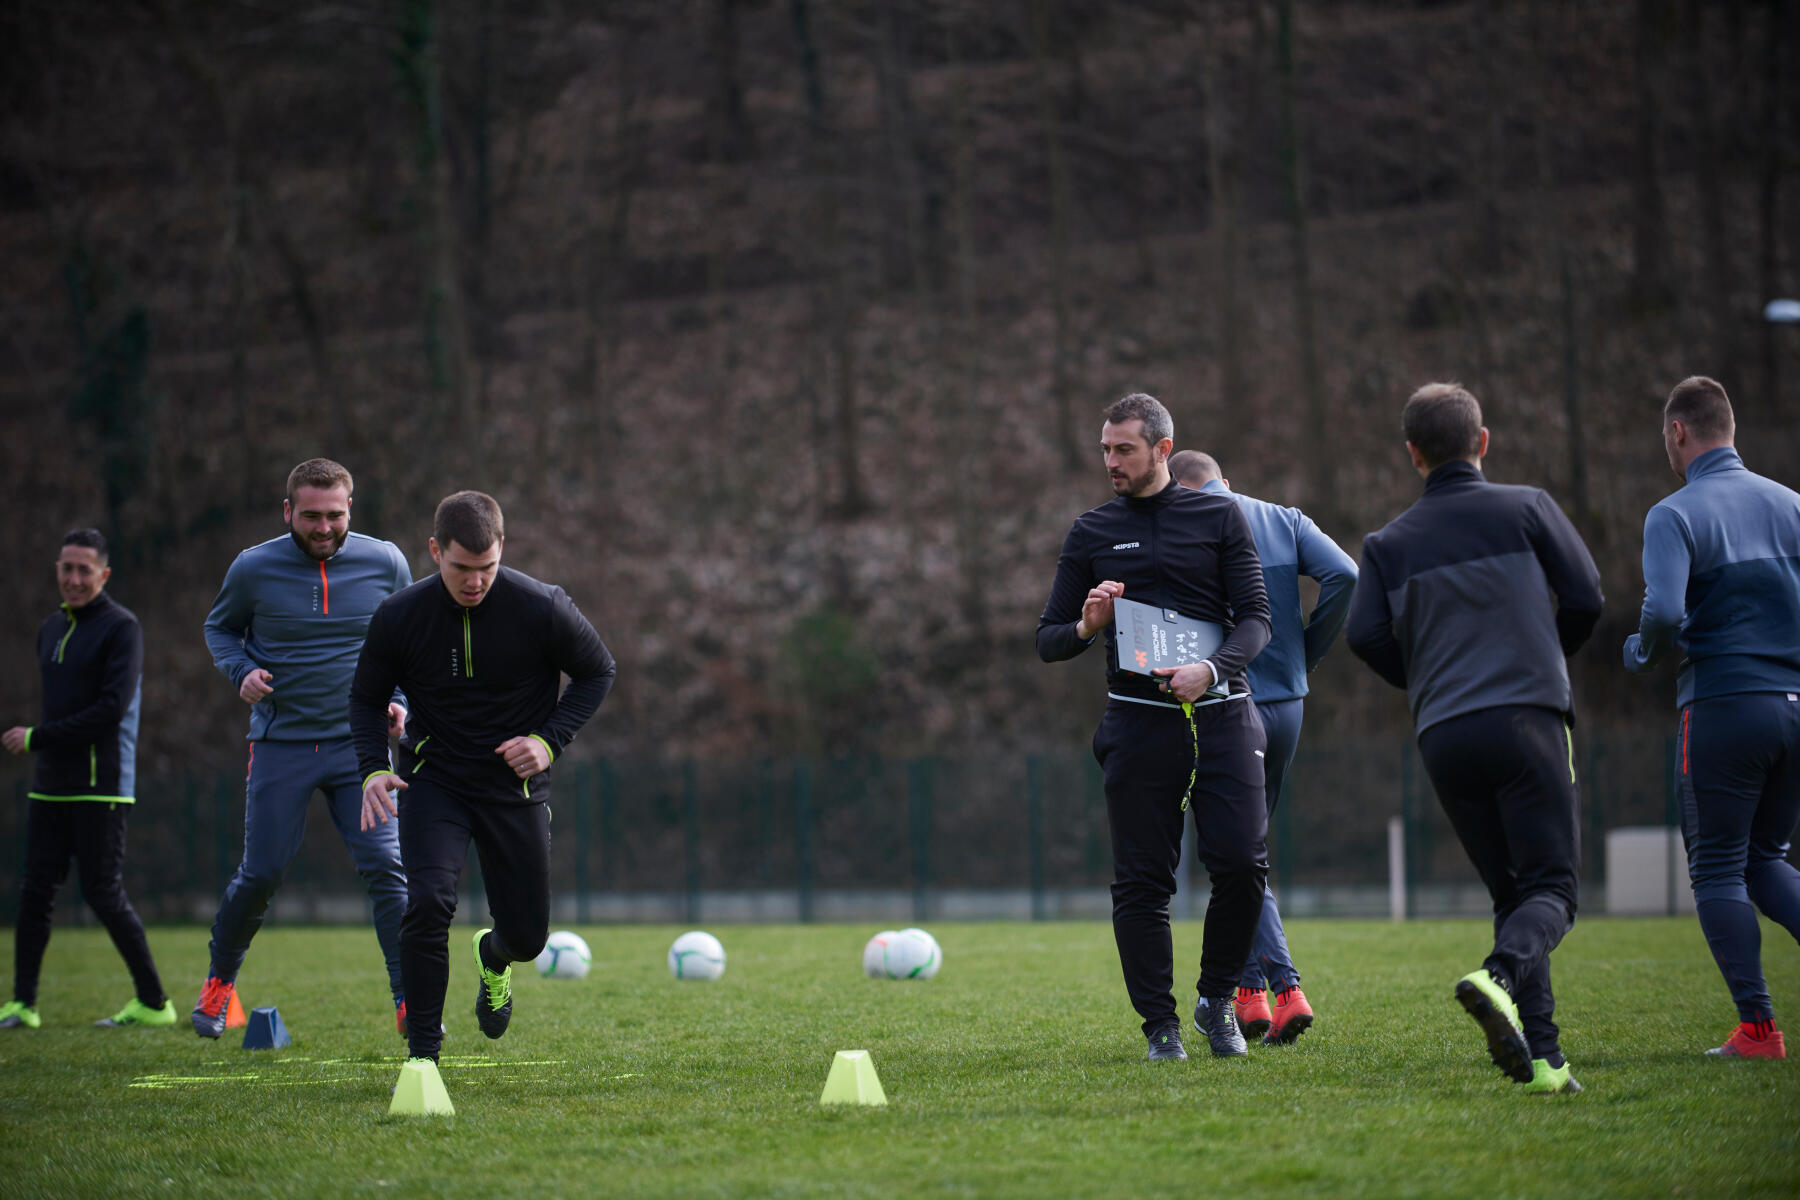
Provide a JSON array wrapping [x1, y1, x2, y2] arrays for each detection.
[[532, 588, 617, 759], [350, 597, 405, 782]]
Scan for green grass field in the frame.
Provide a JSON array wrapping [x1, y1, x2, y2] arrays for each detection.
[[0, 917, 1795, 1198]]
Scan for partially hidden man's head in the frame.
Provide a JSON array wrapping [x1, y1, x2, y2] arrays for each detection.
[[1663, 375, 1735, 480], [430, 490, 504, 607], [284, 458, 353, 562], [1168, 449, 1222, 490], [1101, 392, 1175, 498], [1402, 382, 1488, 475], [57, 528, 110, 609]]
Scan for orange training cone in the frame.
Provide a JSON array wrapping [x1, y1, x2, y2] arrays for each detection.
[[225, 989, 248, 1029]]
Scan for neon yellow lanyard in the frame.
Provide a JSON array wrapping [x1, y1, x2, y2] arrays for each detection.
[[1180, 701, 1197, 812]]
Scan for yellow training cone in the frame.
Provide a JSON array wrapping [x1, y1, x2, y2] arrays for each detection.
[[819, 1049, 887, 1106], [389, 1059, 455, 1117]]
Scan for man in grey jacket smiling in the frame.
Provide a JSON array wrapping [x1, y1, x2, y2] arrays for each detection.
[[193, 458, 413, 1039]]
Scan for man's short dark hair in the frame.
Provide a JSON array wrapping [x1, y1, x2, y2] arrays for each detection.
[[434, 490, 504, 553], [1168, 450, 1221, 487], [61, 528, 108, 563], [287, 458, 354, 502], [1103, 392, 1174, 447], [1402, 382, 1484, 469], [1664, 376, 1735, 443]]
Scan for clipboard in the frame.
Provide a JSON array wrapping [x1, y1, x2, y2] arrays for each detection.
[[1112, 597, 1229, 697]]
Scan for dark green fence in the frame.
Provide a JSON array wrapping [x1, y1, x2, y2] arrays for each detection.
[[0, 731, 1693, 924]]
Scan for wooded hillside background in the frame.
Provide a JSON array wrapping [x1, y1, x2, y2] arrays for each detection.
[[3, 0, 1797, 788]]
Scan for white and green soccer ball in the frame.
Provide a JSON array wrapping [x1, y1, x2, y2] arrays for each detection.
[[862, 930, 900, 978], [535, 930, 592, 980], [865, 927, 941, 980], [668, 930, 726, 981]]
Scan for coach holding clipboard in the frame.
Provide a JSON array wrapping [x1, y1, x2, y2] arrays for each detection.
[[1037, 392, 1272, 1062]]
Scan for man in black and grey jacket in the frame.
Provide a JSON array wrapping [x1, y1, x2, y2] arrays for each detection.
[[1347, 382, 1602, 1096], [1038, 392, 1272, 1061], [351, 491, 615, 1083], [1, 529, 173, 1030]]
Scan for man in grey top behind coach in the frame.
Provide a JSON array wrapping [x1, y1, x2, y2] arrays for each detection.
[[1170, 450, 1357, 1047], [1346, 383, 1602, 1096]]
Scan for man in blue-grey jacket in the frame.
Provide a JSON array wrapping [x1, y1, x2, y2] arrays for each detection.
[[1347, 383, 1602, 1096], [1171, 450, 1357, 1047], [1624, 375, 1800, 1061], [193, 459, 413, 1039]]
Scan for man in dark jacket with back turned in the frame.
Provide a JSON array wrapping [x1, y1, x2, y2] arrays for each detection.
[[1347, 382, 1602, 1096], [1038, 392, 1273, 1062], [1, 529, 173, 1031], [352, 490, 616, 1096]]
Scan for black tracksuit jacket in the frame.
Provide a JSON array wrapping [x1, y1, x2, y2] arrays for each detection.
[[349, 567, 616, 801], [26, 591, 143, 801], [1345, 461, 1604, 733], [1037, 478, 1272, 696]]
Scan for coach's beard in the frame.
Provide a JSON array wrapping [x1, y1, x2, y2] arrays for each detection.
[[291, 528, 348, 561]]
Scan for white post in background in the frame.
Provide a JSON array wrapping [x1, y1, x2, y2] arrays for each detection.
[[1388, 816, 1406, 921]]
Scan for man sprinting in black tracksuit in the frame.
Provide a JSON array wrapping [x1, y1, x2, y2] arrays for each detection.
[[1346, 383, 1602, 1096], [351, 491, 616, 1083], [1038, 392, 1272, 1061]]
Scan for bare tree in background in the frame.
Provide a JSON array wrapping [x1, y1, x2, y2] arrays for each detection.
[[1470, 1, 1506, 276], [1200, 1, 1249, 421], [1755, 0, 1789, 415], [572, 20, 644, 458], [1027, 0, 1081, 473], [1631, 0, 1674, 311], [398, 0, 478, 453], [1275, 0, 1334, 526], [1682, 0, 1736, 395], [944, 5, 989, 638], [872, 1, 930, 294], [705, 0, 757, 164], [1531, 0, 1588, 520], [791, 0, 868, 518]]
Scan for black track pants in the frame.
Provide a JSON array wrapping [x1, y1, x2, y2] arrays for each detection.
[[1418, 705, 1580, 1059], [1094, 696, 1269, 1036], [13, 800, 165, 1009], [397, 776, 551, 1061]]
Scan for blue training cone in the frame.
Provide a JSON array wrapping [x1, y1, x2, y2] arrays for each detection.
[[242, 1006, 291, 1050]]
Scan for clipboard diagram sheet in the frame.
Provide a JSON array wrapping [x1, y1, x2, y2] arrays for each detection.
[[1111, 597, 1227, 693]]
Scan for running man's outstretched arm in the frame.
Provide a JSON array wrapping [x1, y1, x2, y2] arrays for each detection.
[[1346, 542, 1406, 689], [203, 554, 259, 689], [1529, 490, 1605, 657], [1624, 504, 1689, 673], [1295, 513, 1359, 673], [349, 601, 408, 827], [529, 589, 618, 762]]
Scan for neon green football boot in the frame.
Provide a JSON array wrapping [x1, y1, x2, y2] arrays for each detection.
[[0, 1000, 41, 1029], [95, 998, 178, 1028], [472, 928, 513, 1040], [1454, 969, 1533, 1082], [1522, 1057, 1582, 1095]]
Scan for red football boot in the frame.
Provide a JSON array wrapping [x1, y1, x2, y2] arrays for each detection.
[[1265, 985, 1314, 1045], [191, 976, 236, 1040], [1233, 987, 1273, 1042], [1707, 1022, 1785, 1059]]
